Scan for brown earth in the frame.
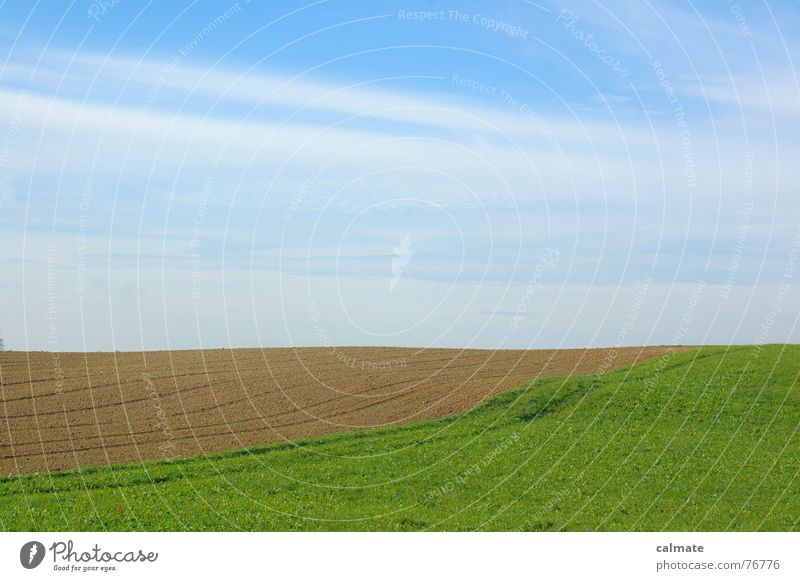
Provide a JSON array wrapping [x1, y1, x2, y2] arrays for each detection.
[[0, 346, 680, 475]]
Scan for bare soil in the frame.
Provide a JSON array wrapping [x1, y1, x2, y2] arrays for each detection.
[[0, 346, 679, 474]]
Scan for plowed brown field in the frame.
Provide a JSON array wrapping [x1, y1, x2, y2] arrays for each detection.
[[0, 346, 678, 474]]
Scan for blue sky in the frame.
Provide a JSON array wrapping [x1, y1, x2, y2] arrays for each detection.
[[0, 0, 798, 351]]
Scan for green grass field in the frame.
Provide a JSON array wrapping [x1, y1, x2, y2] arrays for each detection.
[[1, 345, 798, 531]]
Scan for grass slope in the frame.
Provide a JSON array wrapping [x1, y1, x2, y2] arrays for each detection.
[[1, 345, 798, 531]]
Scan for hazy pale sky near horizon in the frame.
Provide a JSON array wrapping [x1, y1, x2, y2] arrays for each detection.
[[0, 0, 798, 351]]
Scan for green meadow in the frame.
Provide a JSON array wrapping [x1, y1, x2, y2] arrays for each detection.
[[1, 345, 798, 531]]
